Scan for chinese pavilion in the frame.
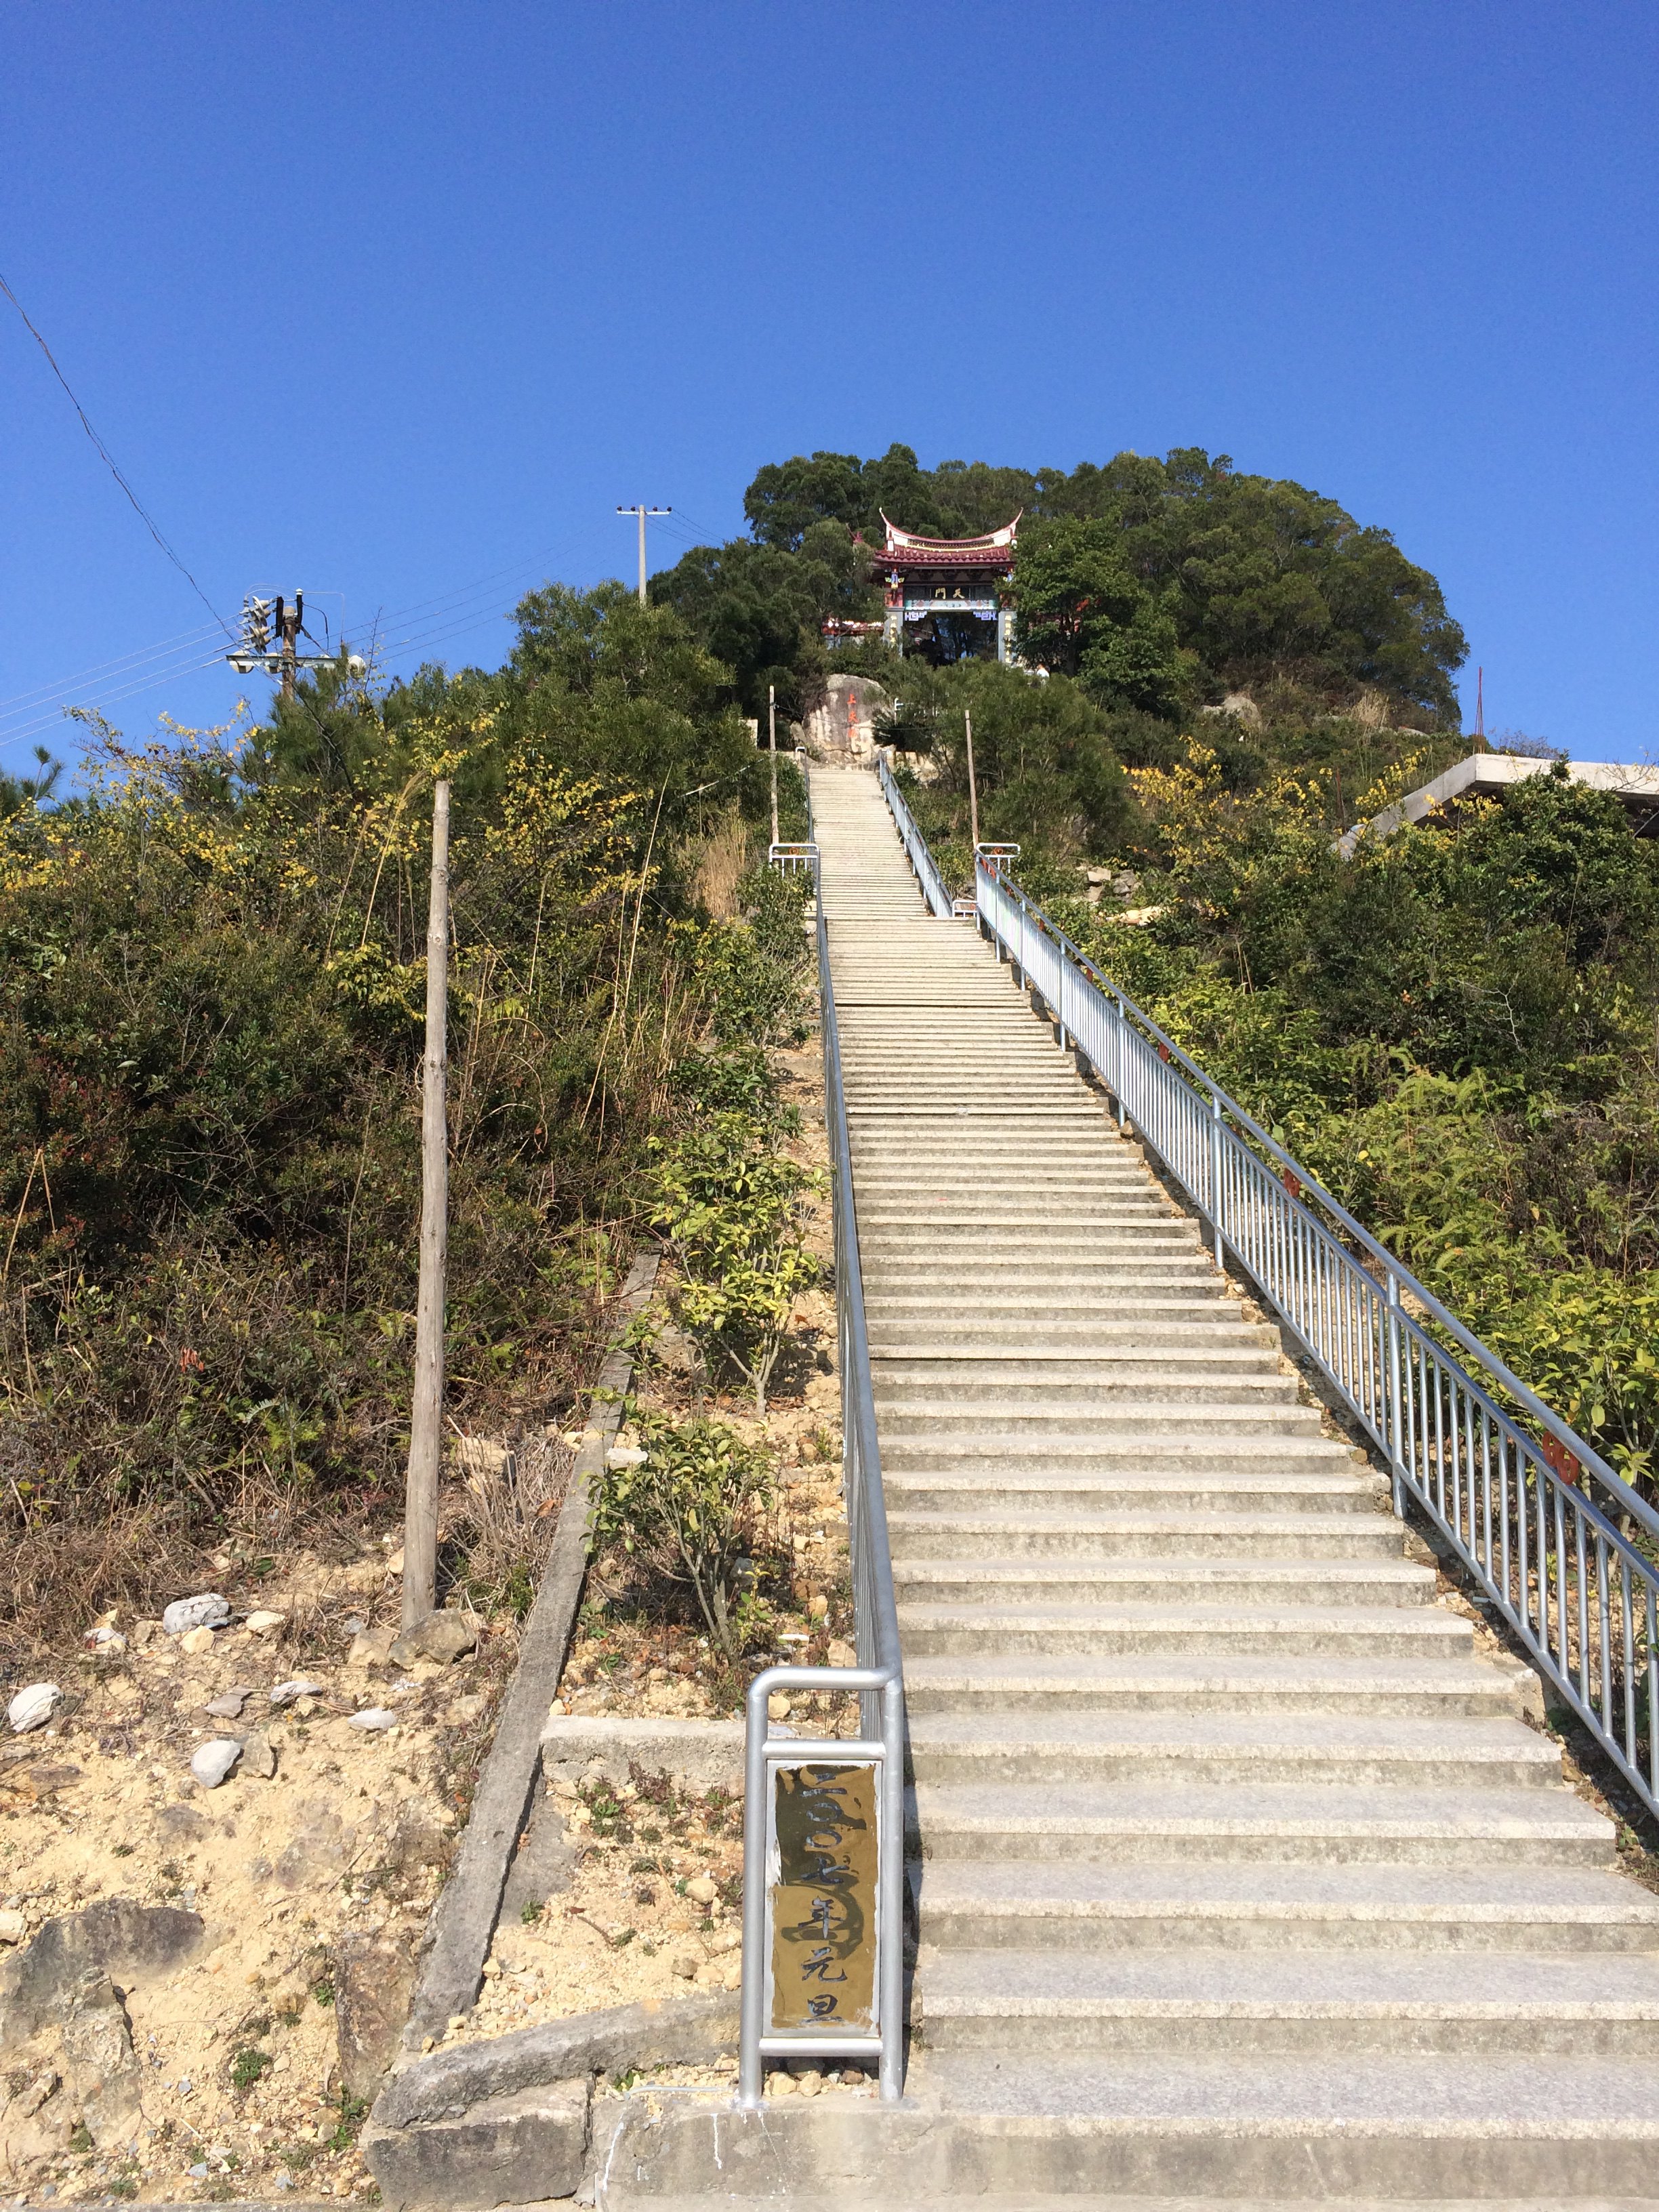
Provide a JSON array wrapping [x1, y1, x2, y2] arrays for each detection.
[[875, 510, 1019, 664]]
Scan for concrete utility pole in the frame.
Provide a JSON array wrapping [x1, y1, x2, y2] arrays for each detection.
[[226, 594, 354, 689], [274, 593, 303, 702], [616, 505, 671, 604], [403, 778, 451, 1631], [769, 683, 779, 848], [964, 706, 981, 851]]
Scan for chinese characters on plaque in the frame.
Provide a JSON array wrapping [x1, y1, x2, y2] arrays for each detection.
[[769, 1763, 878, 2032]]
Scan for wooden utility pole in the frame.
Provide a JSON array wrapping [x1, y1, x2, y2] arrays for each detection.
[[964, 706, 980, 851], [769, 683, 779, 848], [403, 777, 451, 1631]]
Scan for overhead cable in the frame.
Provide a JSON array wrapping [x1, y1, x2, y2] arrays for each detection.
[[0, 618, 226, 720], [0, 268, 234, 639]]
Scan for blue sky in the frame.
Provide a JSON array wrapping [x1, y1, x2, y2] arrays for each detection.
[[2, 1, 1654, 774]]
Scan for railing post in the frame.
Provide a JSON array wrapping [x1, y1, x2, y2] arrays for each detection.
[[1113, 992, 1127, 1130], [1386, 1273, 1406, 1518], [1209, 1087, 1225, 1265], [879, 1671, 905, 2101], [736, 1670, 771, 2109]]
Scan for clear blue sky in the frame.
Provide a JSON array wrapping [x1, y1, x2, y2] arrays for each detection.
[[3, 1, 1654, 774]]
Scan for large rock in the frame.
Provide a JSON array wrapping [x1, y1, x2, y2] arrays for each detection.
[[365, 2078, 588, 2212], [0, 1899, 204, 2051], [336, 1936, 417, 2103], [57, 1970, 142, 2147], [800, 674, 889, 762], [390, 1612, 478, 1668]]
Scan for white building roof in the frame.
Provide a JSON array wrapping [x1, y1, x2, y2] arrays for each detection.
[[1336, 752, 1659, 858]]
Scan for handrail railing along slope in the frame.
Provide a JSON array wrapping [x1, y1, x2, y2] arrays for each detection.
[[869, 775, 1659, 1819], [739, 771, 906, 2106], [877, 752, 954, 917]]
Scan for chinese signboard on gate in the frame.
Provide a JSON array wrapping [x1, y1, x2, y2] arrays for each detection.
[[769, 1763, 878, 2032]]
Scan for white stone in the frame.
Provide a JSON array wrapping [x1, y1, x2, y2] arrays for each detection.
[[244, 1610, 287, 1637], [163, 1595, 230, 1636], [268, 1679, 326, 1708], [605, 1445, 648, 1469], [190, 1740, 243, 1788], [349, 1708, 398, 1732], [0, 1908, 26, 1942], [7, 1683, 61, 1734]]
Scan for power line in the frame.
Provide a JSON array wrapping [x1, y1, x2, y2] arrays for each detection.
[[0, 625, 227, 732], [0, 268, 234, 639], [0, 618, 225, 720], [0, 520, 620, 766], [0, 649, 230, 752]]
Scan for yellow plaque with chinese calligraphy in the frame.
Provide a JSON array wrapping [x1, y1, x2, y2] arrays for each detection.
[[769, 1763, 878, 2032]]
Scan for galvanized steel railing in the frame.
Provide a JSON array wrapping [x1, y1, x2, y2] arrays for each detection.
[[876, 752, 954, 917], [740, 777, 905, 2104], [966, 854, 1659, 1816], [767, 839, 820, 886]]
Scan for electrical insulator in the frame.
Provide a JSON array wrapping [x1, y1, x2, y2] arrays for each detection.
[[243, 596, 272, 654]]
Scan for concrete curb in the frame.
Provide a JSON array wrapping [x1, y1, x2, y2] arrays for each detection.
[[539, 1715, 745, 1795], [377, 1991, 739, 2129], [404, 1251, 660, 2049], [365, 1993, 739, 2210]]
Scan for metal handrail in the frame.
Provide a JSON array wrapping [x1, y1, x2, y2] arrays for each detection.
[[876, 751, 954, 918], [965, 855, 1659, 1814], [741, 773, 905, 2104], [767, 839, 820, 886], [873, 741, 1658, 1816]]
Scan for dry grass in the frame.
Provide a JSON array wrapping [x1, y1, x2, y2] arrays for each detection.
[[689, 811, 752, 920]]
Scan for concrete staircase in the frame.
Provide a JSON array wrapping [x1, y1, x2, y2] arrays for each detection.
[[600, 764, 1659, 2205]]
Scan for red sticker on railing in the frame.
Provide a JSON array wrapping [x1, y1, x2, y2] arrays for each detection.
[[1540, 1432, 1581, 1488]]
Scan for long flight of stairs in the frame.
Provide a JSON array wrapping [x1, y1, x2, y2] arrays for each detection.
[[603, 762, 1659, 2207]]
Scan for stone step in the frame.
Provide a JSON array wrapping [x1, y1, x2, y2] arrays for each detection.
[[900, 1651, 1523, 1717], [909, 1779, 1612, 1867], [855, 1179, 1155, 1200], [596, 2055, 1659, 2200], [884, 1467, 1387, 1514], [865, 1304, 1247, 1332], [861, 1265, 1225, 1290], [897, 1600, 1473, 1660], [903, 1711, 1557, 1790], [913, 1859, 1659, 1954], [850, 1132, 1125, 1149], [870, 1327, 1273, 1354], [878, 1435, 1357, 1473], [845, 1104, 1107, 1120], [893, 1557, 1432, 1610], [875, 1346, 1282, 1375], [858, 1216, 1197, 1240], [885, 1509, 1405, 1559], [913, 1945, 1659, 2055], [853, 1185, 1172, 1206], [875, 1370, 1294, 1404], [879, 1401, 1322, 1439]]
